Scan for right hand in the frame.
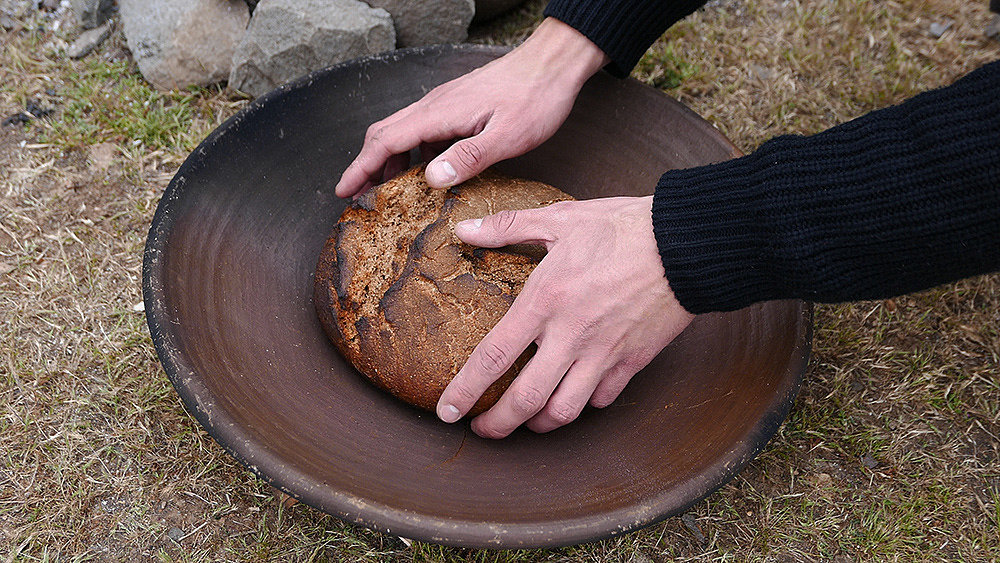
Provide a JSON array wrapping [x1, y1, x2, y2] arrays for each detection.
[[334, 17, 610, 198]]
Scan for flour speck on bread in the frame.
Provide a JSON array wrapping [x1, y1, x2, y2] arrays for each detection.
[[314, 166, 573, 415]]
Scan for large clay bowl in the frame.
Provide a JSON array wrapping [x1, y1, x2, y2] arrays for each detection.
[[143, 44, 811, 548]]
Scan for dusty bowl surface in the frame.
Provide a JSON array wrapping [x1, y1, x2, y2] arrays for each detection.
[[143, 44, 811, 548]]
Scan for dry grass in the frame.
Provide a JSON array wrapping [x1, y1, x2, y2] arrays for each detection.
[[1, 0, 999, 561]]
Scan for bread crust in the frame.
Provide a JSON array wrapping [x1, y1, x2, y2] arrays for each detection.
[[314, 166, 573, 414]]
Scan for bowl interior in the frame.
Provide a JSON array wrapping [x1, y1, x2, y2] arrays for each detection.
[[143, 45, 810, 548]]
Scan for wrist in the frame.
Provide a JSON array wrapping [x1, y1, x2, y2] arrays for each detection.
[[513, 17, 610, 91]]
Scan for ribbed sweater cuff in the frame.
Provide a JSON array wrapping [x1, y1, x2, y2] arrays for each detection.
[[654, 60, 1000, 314], [544, 0, 708, 77]]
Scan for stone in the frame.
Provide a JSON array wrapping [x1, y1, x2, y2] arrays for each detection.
[[473, 0, 524, 23], [120, 0, 249, 90], [987, 15, 1000, 41], [229, 0, 394, 98], [681, 512, 707, 544], [749, 63, 774, 82], [67, 21, 112, 59], [365, 0, 473, 47], [71, 0, 115, 29], [929, 19, 953, 38], [167, 526, 184, 542]]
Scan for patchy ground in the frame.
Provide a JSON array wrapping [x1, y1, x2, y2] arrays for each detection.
[[1, 0, 999, 561]]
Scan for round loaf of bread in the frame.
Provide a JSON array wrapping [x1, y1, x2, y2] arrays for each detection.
[[314, 166, 573, 415]]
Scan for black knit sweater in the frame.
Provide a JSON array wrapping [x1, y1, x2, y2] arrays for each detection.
[[546, 0, 1000, 314]]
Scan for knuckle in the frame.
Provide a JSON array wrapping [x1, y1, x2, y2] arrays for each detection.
[[454, 139, 486, 169], [544, 201, 573, 228], [476, 341, 512, 375], [449, 383, 479, 404], [488, 209, 519, 236], [511, 384, 546, 415], [538, 281, 570, 310], [365, 123, 387, 145], [565, 316, 599, 343], [546, 400, 580, 426]]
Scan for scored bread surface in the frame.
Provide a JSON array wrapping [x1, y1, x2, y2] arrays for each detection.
[[314, 166, 573, 415]]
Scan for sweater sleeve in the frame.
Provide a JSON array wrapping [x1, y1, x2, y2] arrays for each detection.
[[544, 0, 709, 77], [652, 60, 1000, 314]]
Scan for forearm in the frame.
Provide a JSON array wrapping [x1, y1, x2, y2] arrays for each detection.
[[544, 0, 711, 77], [652, 60, 1000, 313]]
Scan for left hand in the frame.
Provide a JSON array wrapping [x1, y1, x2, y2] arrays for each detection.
[[436, 195, 695, 438]]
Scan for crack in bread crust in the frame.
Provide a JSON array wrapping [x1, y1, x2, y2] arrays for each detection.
[[314, 166, 573, 414]]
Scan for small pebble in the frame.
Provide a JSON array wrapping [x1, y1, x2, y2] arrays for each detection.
[[2, 113, 31, 127], [862, 454, 878, 469], [167, 527, 184, 542], [987, 15, 1000, 40], [133, 301, 145, 313], [929, 20, 953, 38], [681, 512, 707, 544]]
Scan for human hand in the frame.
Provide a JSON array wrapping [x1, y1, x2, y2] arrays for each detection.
[[334, 17, 609, 198], [435, 196, 695, 438]]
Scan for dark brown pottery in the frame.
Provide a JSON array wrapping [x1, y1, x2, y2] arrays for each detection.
[[143, 44, 811, 549]]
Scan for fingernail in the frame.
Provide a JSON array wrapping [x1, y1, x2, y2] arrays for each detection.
[[438, 403, 461, 423], [457, 217, 483, 231], [430, 160, 457, 186]]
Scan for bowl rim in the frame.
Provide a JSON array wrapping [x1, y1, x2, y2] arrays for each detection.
[[142, 43, 812, 549]]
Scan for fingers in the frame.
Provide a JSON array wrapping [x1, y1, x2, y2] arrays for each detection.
[[589, 360, 643, 408], [470, 344, 576, 439], [425, 127, 514, 189], [335, 109, 468, 198], [436, 303, 542, 423], [455, 204, 562, 248], [525, 360, 604, 434]]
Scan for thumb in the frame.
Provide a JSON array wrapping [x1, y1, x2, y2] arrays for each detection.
[[455, 207, 556, 248], [426, 129, 507, 188]]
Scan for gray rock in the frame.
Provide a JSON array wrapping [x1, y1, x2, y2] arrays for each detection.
[[67, 21, 112, 58], [749, 63, 774, 82], [365, 0, 473, 47], [120, 0, 249, 90], [71, 0, 115, 29], [929, 19, 953, 38], [229, 0, 394, 98], [473, 0, 524, 23], [167, 526, 184, 542], [987, 15, 1000, 40], [681, 512, 707, 545]]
